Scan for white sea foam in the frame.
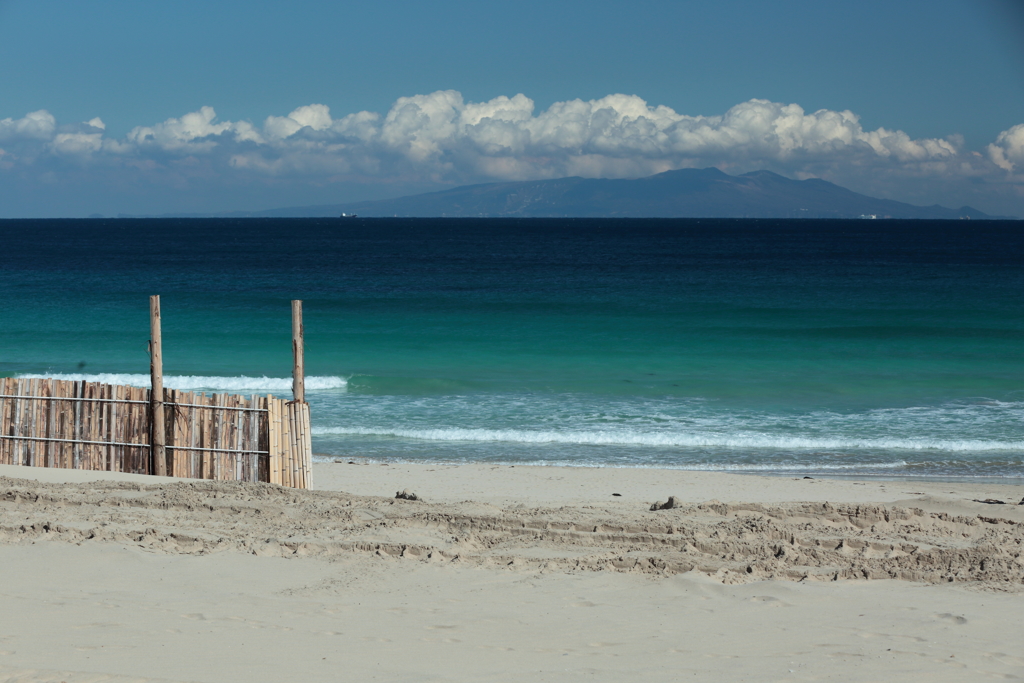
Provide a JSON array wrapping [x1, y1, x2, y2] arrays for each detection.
[[16, 373, 347, 393], [311, 454, 910, 471], [310, 426, 1024, 452]]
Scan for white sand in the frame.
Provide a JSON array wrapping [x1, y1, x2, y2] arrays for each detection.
[[1, 462, 1022, 682]]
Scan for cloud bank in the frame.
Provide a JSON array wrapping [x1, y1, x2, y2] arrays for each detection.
[[1, 91, 1022, 216]]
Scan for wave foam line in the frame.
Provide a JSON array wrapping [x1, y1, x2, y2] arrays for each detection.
[[311, 426, 1024, 451], [312, 455, 911, 471], [17, 373, 347, 392]]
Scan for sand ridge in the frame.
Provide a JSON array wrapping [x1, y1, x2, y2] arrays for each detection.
[[3, 474, 1022, 587], [2, 464, 1024, 682]]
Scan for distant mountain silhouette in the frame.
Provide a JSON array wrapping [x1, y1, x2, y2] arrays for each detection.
[[153, 168, 1012, 219]]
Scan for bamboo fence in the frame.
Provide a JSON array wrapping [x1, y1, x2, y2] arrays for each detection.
[[0, 377, 312, 488]]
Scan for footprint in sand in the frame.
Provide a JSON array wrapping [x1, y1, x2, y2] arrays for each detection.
[[935, 613, 968, 625]]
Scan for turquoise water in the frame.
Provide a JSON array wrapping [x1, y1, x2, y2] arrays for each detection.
[[2, 217, 1023, 479]]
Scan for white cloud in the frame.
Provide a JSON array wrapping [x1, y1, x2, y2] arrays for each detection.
[[263, 103, 334, 140], [51, 131, 104, 155], [0, 91, 1022, 214], [0, 110, 56, 141], [125, 106, 262, 152], [988, 124, 1024, 172]]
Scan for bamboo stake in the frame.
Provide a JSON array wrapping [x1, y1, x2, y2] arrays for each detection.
[[52, 380, 63, 468], [250, 395, 261, 482], [23, 380, 34, 466], [176, 390, 187, 478], [80, 382, 89, 469], [167, 389, 177, 476], [12, 380, 24, 466], [244, 395, 252, 481], [235, 394, 244, 481], [39, 379, 49, 466], [254, 396, 260, 482], [295, 401, 305, 489], [43, 379, 54, 468], [3, 378, 14, 465], [189, 391, 199, 478], [19, 379, 29, 467], [242, 395, 250, 481], [87, 383, 98, 470], [282, 399, 290, 487], [292, 401, 302, 489], [122, 385, 129, 473], [289, 401, 301, 488], [3, 379, 10, 464], [108, 383, 114, 471], [43, 379, 52, 467], [72, 381, 81, 469], [113, 384, 123, 473], [12, 379, 23, 466], [267, 396, 280, 485], [27, 379, 39, 467], [8, 379, 18, 465], [80, 381, 89, 470], [276, 396, 284, 486], [0, 378, 8, 465], [24, 379, 33, 466], [257, 396, 267, 482], [28, 379, 37, 466], [38, 379, 45, 467], [230, 394, 241, 481], [282, 401, 291, 488], [64, 381, 73, 469], [5, 377, 15, 465], [213, 393, 223, 480], [237, 395, 246, 482], [198, 393, 208, 479], [26, 379, 36, 467], [61, 380, 72, 469], [126, 386, 137, 473], [134, 385, 146, 474], [299, 401, 312, 489], [7, 377, 15, 465], [22, 379, 32, 466], [280, 399, 291, 488]]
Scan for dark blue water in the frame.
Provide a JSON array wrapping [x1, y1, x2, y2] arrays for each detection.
[[2, 217, 1023, 479]]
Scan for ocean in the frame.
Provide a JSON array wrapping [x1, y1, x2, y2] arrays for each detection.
[[2, 217, 1022, 481]]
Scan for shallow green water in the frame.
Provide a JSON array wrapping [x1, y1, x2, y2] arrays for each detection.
[[2, 217, 1023, 479]]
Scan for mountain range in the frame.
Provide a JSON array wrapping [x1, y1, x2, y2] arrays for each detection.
[[153, 168, 1015, 219]]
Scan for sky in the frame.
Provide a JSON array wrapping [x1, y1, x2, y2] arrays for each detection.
[[1, 0, 1023, 217]]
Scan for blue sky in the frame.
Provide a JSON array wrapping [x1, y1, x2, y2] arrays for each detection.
[[1, 0, 1023, 217]]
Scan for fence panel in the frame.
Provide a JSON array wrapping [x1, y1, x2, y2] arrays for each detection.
[[0, 377, 312, 488]]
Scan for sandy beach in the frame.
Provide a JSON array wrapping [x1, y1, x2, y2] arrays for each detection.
[[1, 461, 1023, 682]]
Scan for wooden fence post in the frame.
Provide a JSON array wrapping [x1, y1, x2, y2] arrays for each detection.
[[292, 300, 304, 403], [150, 295, 167, 477]]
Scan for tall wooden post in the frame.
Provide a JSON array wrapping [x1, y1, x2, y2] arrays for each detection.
[[150, 295, 167, 477], [292, 300, 305, 403]]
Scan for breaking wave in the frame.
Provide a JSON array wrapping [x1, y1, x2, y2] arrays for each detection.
[[16, 373, 347, 393], [310, 426, 1024, 451]]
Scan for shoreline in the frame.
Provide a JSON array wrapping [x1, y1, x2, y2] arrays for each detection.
[[314, 454, 1024, 487], [5, 459, 1024, 508], [312, 460, 1024, 511]]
